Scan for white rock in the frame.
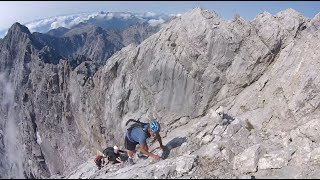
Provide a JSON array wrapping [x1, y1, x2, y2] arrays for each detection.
[[175, 155, 197, 176], [201, 135, 214, 145], [258, 150, 290, 169], [233, 144, 260, 173], [310, 147, 320, 163]]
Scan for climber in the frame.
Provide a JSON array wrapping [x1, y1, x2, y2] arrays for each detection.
[[124, 119, 165, 165], [103, 145, 126, 164]]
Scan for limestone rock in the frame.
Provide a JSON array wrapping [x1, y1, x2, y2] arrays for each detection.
[[258, 150, 290, 170], [233, 144, 260, 173], [310, 147, 320, 163], [0, 6, 319, 179]]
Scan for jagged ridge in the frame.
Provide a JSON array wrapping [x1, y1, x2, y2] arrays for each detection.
[[0, 7, 319, 179]]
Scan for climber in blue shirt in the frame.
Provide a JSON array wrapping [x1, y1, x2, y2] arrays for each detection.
[[124, 119, 165, 164]]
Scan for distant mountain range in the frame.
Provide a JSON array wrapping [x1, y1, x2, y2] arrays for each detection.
[[0, 11, 178, 38]]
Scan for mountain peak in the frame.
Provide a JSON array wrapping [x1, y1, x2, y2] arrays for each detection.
[[181, 7, 220, 22], [190, 7, 218, 16], [313, 12, 320, 20], [192, 6, 205, 12], [8, 22, 31, 35], [276, 8, 304, 18]]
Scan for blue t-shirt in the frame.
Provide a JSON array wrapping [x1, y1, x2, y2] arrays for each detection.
[[127, 125, 150, 145]]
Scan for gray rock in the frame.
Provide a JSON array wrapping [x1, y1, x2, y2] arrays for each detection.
[[200, 135, 214, 145], [175, 154, 198, 176], [258, 150, 290, 170], [233, 144, 260, 173], [1, 6, 320, 179], [310, 147, 320, 163], [298, 119, 320, 143]]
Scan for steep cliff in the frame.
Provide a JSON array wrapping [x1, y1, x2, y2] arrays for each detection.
[[0, 20, 162, 178]]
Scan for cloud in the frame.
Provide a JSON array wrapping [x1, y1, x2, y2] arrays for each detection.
[[27, 18, 54, 32], [106, 13, 114, 20], [170, 13, 182, 17], [144, 12, 157, 18], [0, 73, 24, 178], [148, 18, 165, 27], [0, 29, 8, 38], [0, 73, 14, 106], [24, 11, 173, 33], [119, 13, 132, 20], [68, 15, 89, 27], [0, 11, 178, 37], [26, 13, 89, 32]]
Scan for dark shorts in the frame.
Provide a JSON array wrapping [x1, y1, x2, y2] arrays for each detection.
[[125, 135, 138, 151], [94, 159, 102, 169]]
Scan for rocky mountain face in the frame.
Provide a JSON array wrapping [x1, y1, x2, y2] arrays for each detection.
[[34, 22, 161, 66], [0, 19, 162, 178], [0, 7, 320, 179]]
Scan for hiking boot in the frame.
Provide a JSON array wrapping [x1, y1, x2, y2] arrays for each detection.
[[128, 157, 135, 165], [137, 153, 148, 159]]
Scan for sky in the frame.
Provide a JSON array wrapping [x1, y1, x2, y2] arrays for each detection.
[[0, 1, 319, 32]]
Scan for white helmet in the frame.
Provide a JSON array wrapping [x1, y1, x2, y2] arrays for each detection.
[[113, 145, 119, 150]]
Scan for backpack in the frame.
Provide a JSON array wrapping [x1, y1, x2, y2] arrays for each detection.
[[125, 119, 149, 133], [103, 147, 116, 161]]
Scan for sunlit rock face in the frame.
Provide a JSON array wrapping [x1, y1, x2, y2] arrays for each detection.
[[1, 7, 320, 179]]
